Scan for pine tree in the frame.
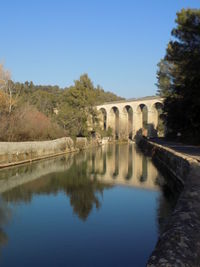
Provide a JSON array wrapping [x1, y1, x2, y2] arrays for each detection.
[[157, 9, 200, 143]]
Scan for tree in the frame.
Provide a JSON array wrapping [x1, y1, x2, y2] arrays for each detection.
[[0, 67, 123, 140], [0, 64, 10, 89], [58, 74, 99, 137], [0, 64, 22, 114], [0, 64, 13, 114], [157, 9, 200, 143], [156, 59, 171, 97]]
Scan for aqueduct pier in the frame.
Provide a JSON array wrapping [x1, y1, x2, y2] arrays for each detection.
[[96, 96, 163, 140]]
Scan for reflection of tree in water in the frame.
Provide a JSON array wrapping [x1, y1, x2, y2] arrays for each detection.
[[112, 144, 119, 178], [139, 156, 148, 182], [58, 162, 111, 221], [0, 199, 11, 252], [125, 145, 133, 180], [2, 158, 112, 221], [91, 152, 96, 174], [69, 188, 101, 221], [101, 151, 106, 175], [107, 144, 113, 159], [156, 185, 180, 235]]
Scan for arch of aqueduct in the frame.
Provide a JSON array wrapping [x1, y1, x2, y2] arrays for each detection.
[[96, 96, 163, 140]]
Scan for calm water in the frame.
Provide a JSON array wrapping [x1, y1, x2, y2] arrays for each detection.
[[0, 144, 173, 267]]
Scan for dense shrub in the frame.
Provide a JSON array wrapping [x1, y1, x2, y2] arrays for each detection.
[[0, 104, 66, 141]]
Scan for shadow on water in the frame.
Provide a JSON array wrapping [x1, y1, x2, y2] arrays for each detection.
[[0, 143, 176, 264]]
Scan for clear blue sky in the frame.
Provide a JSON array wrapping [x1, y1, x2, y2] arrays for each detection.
[[1, 0, 199, 98]]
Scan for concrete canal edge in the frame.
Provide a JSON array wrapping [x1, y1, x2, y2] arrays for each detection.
[[0, 137, 78, 168], [138, 138, 200, 267], [0, 136, 103, 169]]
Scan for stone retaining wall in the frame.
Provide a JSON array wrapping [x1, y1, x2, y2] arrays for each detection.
[[0, 136, 104, 168], [0, 137, 76, 168], [138, 138, 200, 267]]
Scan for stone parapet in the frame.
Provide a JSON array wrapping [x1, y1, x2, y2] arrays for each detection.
[[0, 137, 76, 168], [138, 138, 200, 267]]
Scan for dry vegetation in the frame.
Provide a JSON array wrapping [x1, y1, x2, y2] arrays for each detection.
[[0, 64, 122, 141], [0, 64, 66, 141]]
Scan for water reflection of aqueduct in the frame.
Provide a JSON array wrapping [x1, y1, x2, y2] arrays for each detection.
[[96, 96, 163, 139], [88, 144, 161, 191], [0, 144, 161, 194]]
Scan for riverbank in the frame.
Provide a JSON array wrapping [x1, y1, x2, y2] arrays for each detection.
[[138, 138, 200, 267], [0, 136, 104, 169], [0, 137, 76, 168]]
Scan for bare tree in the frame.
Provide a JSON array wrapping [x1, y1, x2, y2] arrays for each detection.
[[0, 63, 18, 114]]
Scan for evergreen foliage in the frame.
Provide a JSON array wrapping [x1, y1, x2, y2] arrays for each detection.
[[19, 74, 123, 137], [157, 9, 200, 143]]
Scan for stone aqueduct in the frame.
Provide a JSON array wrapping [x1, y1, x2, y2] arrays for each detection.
[[96, 96, 163, 139]]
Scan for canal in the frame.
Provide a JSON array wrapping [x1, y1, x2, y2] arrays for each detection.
[[0, 144, 174, 267]]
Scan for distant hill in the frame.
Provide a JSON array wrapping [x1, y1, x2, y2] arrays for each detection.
[[16, 79, 124, 116]]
